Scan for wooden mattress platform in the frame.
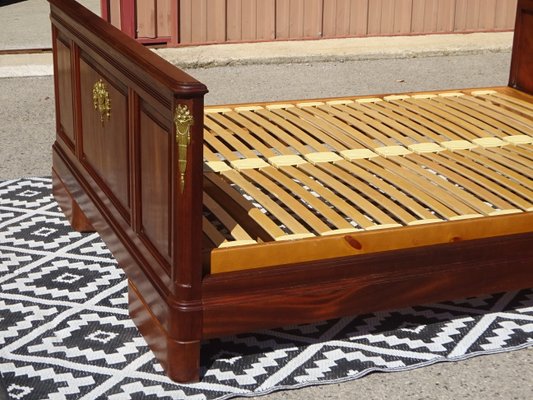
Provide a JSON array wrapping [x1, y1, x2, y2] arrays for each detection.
[[203, 87, 533, 273]]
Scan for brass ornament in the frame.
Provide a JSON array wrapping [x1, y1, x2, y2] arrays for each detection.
[[92, 79, 111, 125], [174, 104, 194, 193]]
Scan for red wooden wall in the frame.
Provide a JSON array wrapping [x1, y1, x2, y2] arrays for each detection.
[[101, 0, 518, 46]]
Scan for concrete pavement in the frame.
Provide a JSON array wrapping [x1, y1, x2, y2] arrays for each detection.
[[0, 0, 99, 51]]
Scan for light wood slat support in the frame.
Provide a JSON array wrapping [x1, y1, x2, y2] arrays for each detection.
[[303, 161, 413, 226], [413, 153, 521, 212], [403, 98, 498, 139], [483, 146, 533, 169], [458, 99, 533, 133], [388, 99, 477, 141], [200, 87, 532, 273], [203, 192, 257, 244], [481, 92, 533, 112], [203, 171, 285, 241], [437, 96, 533, 136]]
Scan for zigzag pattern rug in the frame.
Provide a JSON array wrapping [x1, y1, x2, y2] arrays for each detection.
[[0, 177, 532, 400]]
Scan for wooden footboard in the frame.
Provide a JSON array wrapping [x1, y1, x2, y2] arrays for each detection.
[[49, 0, 207, 382], [48, 0, 532, 384]]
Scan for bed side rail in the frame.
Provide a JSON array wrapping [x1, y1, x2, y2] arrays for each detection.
[[48, 0, 207, 303], [509, 0, 533, 94]]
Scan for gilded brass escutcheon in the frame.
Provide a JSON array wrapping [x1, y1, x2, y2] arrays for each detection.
[[92, 79, 111, 125], [174, 104, 194, 193]]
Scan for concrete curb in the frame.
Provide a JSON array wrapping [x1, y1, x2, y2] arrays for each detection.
[[0, 53, 53, 78], [0, 32, 513, 78], [156, 32, 514, 69]]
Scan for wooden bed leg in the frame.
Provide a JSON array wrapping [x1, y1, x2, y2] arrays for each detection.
[[165, 338, 201, 383], [128, 280, 201, 382], [52, 169, 95, 232]]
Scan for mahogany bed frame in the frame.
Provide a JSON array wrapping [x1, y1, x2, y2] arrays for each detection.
[[49, 0, 533, 383]]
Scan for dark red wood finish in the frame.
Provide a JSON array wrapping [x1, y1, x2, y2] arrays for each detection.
[[49, 0, 207, 382], [509, 0, 533, 94], [202, 232, 533, 337], [49, 0, 532, 383]]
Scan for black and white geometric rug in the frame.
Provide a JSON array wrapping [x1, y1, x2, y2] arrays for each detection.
[[1, 177, 532, 400]]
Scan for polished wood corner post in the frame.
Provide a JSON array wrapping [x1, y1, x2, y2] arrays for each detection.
[[48, 0, 208, 382], [509, 0, 533, 94]]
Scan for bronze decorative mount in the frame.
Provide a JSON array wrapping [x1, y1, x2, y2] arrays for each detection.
[[92, 79, 111, 125], [174, 104, 194, 193]]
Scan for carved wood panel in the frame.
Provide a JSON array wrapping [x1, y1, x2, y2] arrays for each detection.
[[55, 38, 75, 147], [79, 57, 130, 217], [140, 106, 172, 265]]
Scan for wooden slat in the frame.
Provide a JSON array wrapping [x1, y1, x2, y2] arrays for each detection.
[[286, 106, 369, 149], [205, 114, 277, 158], [202, 87, 532, 253], [412, 153, 517, 211], [449, 95, 533, 135], [359, 101, 445, 142], [399, 155, 495, 215], [482, 92, 533, 114], [269, 107, 346, 151], [431, 96, 529, 137], [221, 110, 298, 156], [330, 160, 438, 222], [261, 167, 355, 230], [242, 168, 332, 234], [251, 108, 330, 153], [203, 215, 227, 247], [314, 104, 396, 146], [278, 164, 373, 229], [387, 99, 473, 140], [371, 156, 479, 216], [204, 172, 284, 240], [204, 192, 256, 242], [416, 96, 517, 138], [440, 151, 533, 209], [221, 169, 313, 237], [340, 102, 424, 144], [470, 148, 533, 184], [485, 146, 533, 168], [306, 162, 405, 226], [403, 97, 497, 139]]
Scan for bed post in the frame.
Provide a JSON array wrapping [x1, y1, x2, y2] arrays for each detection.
[[161, 94, 205, 382], [509, 0, 533, 94]]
